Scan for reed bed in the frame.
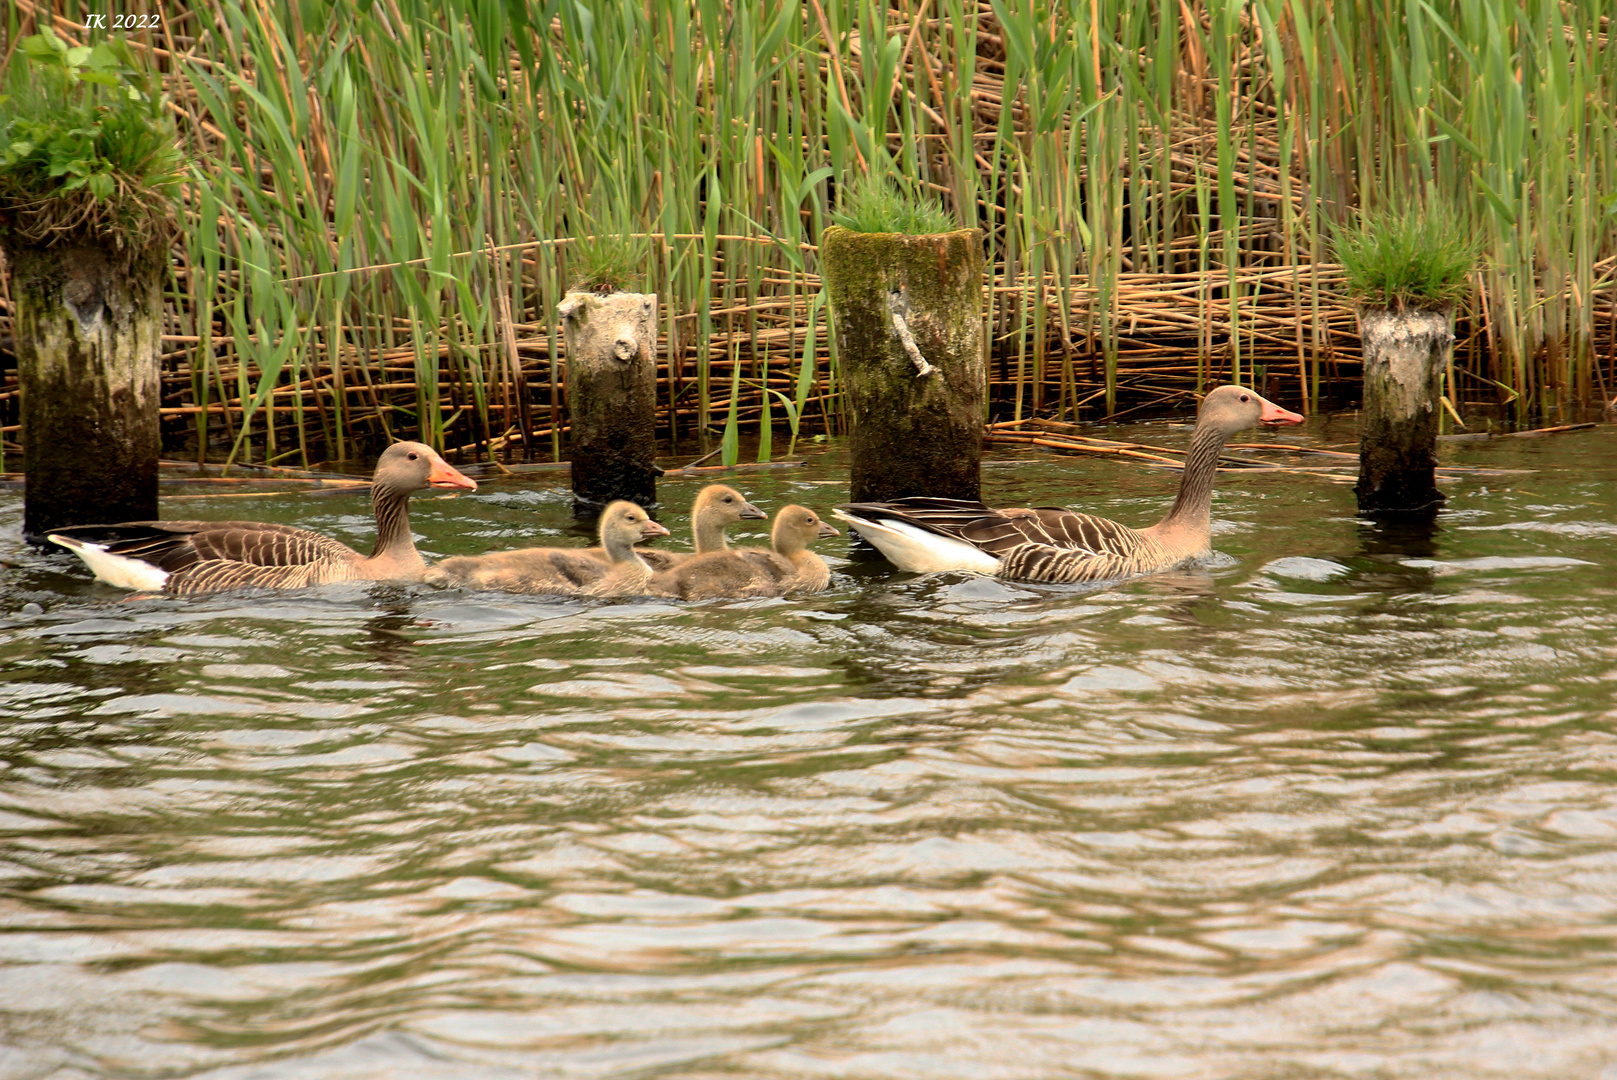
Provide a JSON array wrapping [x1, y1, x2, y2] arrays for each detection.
[[1, 0, 1614, 467]]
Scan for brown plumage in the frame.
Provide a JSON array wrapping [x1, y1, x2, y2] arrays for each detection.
[[835, 385, 1305, 583], [426, 500, 671, 596], [588, 484, 766, 571], [48, 442, 476, 594], [651, 505, 839, 600]]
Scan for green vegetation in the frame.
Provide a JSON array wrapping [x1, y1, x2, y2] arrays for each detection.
[[0, 29, 181, 249], [0, 0, 1613, 463], [1333, 207, 1478, 311], [830, 174, 955, 235], [567, 230, 651, 295]]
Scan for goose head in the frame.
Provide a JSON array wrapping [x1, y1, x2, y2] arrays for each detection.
[[376, 441, 478, 493], [690, 484, 767, 538], [598, 501, 672, 559], [772, 505, 839, 556], [1198, 385, 1304, 433]]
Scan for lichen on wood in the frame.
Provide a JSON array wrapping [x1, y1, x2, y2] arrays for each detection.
[[1355, 306, 1453, 516], [820, 225, 984, 503], [560, 291, 661, 514]]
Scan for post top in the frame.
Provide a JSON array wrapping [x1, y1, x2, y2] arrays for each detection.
[[820, 224, 982, 244]]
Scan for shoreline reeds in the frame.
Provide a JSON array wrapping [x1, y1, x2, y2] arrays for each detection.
[[0, 0, 1613, 467]]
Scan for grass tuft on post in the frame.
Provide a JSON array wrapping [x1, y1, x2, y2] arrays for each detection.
[[568, 230, 652, 296], [1331, 207, 1478, 312], [830, 174, 955, 236]]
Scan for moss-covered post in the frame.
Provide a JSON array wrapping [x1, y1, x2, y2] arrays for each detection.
[[0, 31, 181, 543], [559, 291, 660, 513], [1355, 307, 1452, 515], [821, 225, 984, 503], [12, 243, 164, 539]]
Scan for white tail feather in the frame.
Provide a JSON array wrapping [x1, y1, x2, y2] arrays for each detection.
[[48, 535, 170, 592], [832, 511, 1000, 575]]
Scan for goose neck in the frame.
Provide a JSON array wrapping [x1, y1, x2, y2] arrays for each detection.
[[369, 481, 418, 562], [602, 530, 647, 568], [1155, 422, 1231, 540], [599, 535, 652, 594], [692, 514, 730, 553]]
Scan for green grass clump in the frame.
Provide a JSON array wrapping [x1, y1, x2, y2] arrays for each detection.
[[1332, 206, 1478, 311], [567, 230, 651, 294], [0, 30, 182, 250], [830, 174, 955, 235]]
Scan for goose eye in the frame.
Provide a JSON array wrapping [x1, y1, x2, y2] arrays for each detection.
[[408, 452, 419, 460], [1240, 394, 1250, 402]]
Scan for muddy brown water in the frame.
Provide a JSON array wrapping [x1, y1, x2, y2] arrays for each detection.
[[2, 415, 1617, 1079]]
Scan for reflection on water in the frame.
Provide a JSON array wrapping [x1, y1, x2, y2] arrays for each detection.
[[1352, 513, 1441, 594], [3, 424, 1617, 1079]]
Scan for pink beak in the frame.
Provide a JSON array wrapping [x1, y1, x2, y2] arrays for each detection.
[[427, 457, 478, 491], [640, 520, 672, 540], [1258, 396, 1305, 426]]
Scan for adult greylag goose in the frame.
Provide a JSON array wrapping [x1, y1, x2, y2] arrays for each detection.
[[48, 442, 476, 594], [588, 484, 765, 571], [426, 500, 670, 596], [834, 385, 1304, 583], [651, 505, 839, 600]]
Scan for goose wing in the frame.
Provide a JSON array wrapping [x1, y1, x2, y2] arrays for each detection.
[[427, 548, 612, 594], [48, 520, 357, 574], [732, 548, 795, 584], [651, 550, 781, 600], [838, 498, 1136, 557], [997, 543, 1151, 584], [631, 548, 680, 572], [183, 522, 358, 569], [165, 559, 327, 596]]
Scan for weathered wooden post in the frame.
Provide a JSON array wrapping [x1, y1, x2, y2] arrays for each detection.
[[820, 225, 984, 503], [558, 291, 660, 513], [1333, 204, 1474, 517], [1354, 307, 1453, 515], [0, 33, 180, 543], [12, 244, 165, 539]]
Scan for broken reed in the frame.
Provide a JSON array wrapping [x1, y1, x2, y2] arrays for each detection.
[[0, 0, 1614, 468]]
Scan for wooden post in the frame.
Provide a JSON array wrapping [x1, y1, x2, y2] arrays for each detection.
[[1355, 306, 1452, 515], [558, 291, 660, 513], [820, 226, 985, 503], [11, 241, 163, 542]]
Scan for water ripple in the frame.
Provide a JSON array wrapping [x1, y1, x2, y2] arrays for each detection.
[[3, 436, 1617, 1077]]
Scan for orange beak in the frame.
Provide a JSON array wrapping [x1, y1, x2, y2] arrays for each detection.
[[1258, 396, 1305, 426], [427, 457, 478, 490]]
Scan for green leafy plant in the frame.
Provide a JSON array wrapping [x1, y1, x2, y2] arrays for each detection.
[[1331, 205, 1479, 311], [0, 28, 183, 248], [830, 172, 954, 235]]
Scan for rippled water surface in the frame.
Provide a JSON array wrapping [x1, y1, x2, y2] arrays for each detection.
[[4, 417, 1617, 1080]]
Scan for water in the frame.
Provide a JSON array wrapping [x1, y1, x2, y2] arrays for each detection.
[[3, 418, 1617, 1080]]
